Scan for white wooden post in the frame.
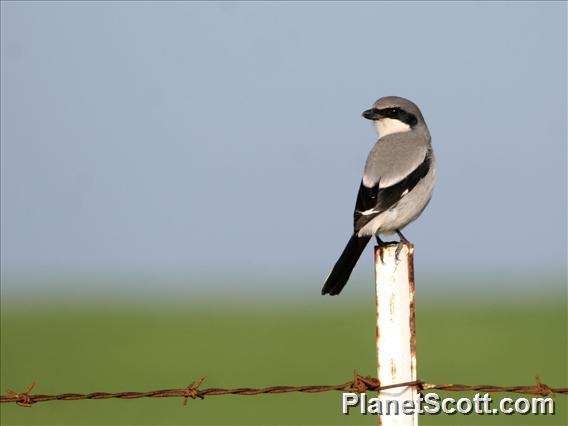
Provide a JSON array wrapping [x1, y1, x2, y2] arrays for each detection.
[[375, 242, 418, 426]]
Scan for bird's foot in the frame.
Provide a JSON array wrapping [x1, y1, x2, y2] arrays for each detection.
[[375, 236, 386, 264], [376, 236, 395, 264], [395, 230, 411, 263]]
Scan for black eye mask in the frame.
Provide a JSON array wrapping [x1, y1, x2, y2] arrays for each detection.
[[375, 107, 418, 127]]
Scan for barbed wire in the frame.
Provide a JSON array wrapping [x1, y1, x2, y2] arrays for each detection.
[[2, 373, 566, 407]]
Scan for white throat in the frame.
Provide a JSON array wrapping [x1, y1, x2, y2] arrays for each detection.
[[374, 118, 411, 139]]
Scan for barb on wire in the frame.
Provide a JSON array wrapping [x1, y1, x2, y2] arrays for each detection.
[[183, 376, 206, 405], [2, 372, 566, 407], [4, 381, 35, 407]]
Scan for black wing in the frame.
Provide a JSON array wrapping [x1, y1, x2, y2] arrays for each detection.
[[354, 153, 432, 233]]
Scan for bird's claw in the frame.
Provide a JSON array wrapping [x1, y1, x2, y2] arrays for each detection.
[[394, 242, 403, 263], [376, 236, 386, 264], [394, 229, 410, 263]]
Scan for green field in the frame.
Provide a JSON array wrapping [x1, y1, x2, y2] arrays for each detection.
[[1, 287, 566, 425]]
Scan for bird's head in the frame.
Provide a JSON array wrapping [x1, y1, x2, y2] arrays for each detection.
[[362, 96, 424, 139]]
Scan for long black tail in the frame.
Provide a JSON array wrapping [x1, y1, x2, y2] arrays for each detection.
[[321, 234, 371, 296]]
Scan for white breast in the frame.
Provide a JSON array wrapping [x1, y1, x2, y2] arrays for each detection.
[[374, 118, 411, 138]]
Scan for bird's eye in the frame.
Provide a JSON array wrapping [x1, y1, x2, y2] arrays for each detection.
[[390, 108, 398, 115]]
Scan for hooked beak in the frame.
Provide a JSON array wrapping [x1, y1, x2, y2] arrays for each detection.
[[362, 108, 382, 120]]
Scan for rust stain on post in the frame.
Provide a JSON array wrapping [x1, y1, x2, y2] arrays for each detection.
[[389, 294, 395, 321], [407, 245, 417, 374], [375, 245, 382, 391]]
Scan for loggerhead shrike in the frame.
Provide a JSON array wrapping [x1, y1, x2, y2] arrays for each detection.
[[321, 96, 435, 296]]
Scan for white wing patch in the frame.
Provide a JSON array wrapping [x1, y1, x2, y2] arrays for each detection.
[[359, 208, 379, 216]]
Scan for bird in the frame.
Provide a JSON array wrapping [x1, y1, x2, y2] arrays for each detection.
[[321, 96, 435, 296]]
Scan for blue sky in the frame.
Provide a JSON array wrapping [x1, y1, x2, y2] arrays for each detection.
[[1, 2, 566, 290]]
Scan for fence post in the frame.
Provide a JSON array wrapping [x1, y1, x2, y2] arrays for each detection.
[[375, 242, 418, 426]]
